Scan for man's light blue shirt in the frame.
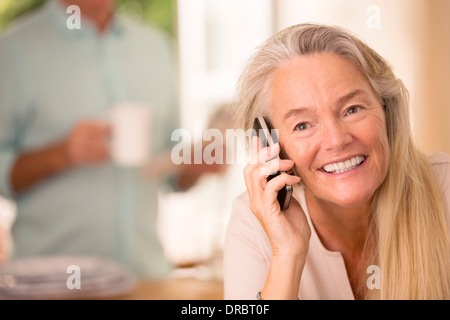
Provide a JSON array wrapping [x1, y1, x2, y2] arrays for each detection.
[[0, 0, 179, 277]]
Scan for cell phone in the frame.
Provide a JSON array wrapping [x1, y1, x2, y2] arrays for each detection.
[[253, 116, 293, 211]]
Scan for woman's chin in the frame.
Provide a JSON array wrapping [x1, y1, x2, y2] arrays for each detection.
[[332, 188, 377, 208], [308, 185, 375, 209]]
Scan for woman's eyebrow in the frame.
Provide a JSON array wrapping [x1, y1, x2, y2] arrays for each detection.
[[336, 89, 366, 106], [283, 89, 366, 121], [282, 89, 368, 121], [282, 107, 310, 122]]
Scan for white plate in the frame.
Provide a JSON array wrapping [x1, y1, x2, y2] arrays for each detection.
[[0, 255, 136, 299]]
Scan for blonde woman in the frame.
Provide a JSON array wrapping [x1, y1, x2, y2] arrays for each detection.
[[223, 23, 450, 300]]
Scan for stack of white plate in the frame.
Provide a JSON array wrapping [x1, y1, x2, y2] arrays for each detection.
[[0, 255, 136, 299]]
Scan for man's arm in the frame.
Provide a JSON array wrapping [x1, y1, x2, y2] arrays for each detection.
[[11, 141, 70, 194], [10, 121, 110, 195]]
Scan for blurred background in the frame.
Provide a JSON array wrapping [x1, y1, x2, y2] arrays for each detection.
[[0, 0, 449, 298]]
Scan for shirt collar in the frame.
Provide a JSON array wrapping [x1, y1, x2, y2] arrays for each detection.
[[47, 0, 125, 39]]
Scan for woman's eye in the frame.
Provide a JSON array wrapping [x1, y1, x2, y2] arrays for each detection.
[[346, 106, 360, 115], [295, 122, 310, 131]]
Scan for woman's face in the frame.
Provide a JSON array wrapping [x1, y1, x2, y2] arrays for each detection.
[[269, 52, 389, 208]]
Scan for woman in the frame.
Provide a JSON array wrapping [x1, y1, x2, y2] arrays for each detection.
[[223, 23, 450, 300]]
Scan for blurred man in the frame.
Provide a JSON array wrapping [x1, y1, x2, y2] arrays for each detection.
[[0, 0, 187, 277]]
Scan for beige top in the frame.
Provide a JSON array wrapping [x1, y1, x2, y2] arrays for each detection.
[[223, 152, 450, 300]]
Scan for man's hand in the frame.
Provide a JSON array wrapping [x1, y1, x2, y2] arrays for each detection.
[[64, 121, 110, 167]]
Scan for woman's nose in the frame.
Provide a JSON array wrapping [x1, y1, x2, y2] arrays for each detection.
[[320, 119, 352, 152]]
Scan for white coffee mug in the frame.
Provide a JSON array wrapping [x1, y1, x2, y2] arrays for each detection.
[[109, 103, 151, 167]]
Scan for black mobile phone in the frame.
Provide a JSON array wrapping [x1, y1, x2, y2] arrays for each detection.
[[253, 116, 293, 211]]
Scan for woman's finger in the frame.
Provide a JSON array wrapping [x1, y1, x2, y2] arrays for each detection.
[[257, 143, 280, 165], [264, 173, 301, 199], [249, 136, 281, 165], [258, 158, 294, 177], [249, 135, 260, 165], [266, 173, 301, 193]]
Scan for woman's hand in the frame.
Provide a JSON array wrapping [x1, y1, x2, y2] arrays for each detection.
[[244, 136, 311, 299], [244, 136, 311, 258]]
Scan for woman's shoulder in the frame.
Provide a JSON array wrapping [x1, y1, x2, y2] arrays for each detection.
[[428, 151, 450, 182], [427, 152, 450, 213], [428, 152, 450, 182], [428, 151, 450, 166], [228, 191, 261, 234], [225, 191, 272, 259], [232, 191, 250, 207]]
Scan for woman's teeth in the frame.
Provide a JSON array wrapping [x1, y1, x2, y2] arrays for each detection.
[[322, 156, 365, 174]]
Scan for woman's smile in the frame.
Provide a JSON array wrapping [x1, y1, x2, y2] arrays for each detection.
[[319, 155, 366, 175]]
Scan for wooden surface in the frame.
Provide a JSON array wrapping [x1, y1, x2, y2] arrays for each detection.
[[113, 277, 224, 300]]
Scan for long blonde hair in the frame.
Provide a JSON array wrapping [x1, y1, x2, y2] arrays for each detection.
[[233, 23, 450, 299]]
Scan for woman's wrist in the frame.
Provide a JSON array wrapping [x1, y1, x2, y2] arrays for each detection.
[[261, 254, 306, 300], [270, 253, 306, 267]]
